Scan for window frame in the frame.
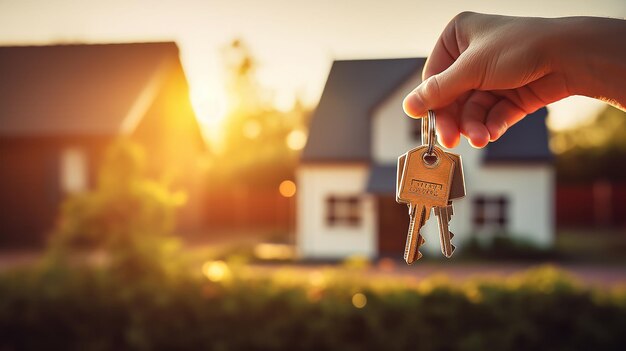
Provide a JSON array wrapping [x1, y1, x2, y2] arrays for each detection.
[[325, 195, 362, 227], [472, 195, 509, 230]]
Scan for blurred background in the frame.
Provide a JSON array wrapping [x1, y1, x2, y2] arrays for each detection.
[[0, 1, 625, 350]]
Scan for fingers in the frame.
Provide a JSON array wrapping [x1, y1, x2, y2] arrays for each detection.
[[485, 74, 569, 140], [435, 105, 461, 148], [484, 99, 526, 141], [459, 91, 498, 148], [403, 51, 480, 118]]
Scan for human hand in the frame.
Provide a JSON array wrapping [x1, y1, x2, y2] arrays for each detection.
[[403, 12, 626, 148]]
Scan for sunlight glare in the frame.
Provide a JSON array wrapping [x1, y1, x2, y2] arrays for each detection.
[[547, 96, 607, 131], [190, 84, 228, 140], [243, 120, 262, 139]]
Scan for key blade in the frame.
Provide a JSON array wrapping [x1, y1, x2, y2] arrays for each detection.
[[404, 204, 426, 264], [435, 206, 455, 258]]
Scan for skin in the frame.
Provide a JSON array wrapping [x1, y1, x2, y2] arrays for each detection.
[[403, 12, 626, 148]]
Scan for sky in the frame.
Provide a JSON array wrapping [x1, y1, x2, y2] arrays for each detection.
[[0, 0, 624, 133]]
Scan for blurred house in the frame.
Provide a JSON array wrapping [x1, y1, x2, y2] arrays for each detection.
[[0, 42, 206, 247], [297, 58, 553, 259]]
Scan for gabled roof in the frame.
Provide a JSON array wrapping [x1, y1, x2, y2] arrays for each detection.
[[301, 58, 425, 162], [484, 107, 552, 162], [0, 42, 179, 136]]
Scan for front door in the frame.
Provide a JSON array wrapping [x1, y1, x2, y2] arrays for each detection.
[[377, 196, 410, 256]]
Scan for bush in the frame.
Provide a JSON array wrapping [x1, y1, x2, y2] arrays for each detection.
[[0, 264, 624, 351], [464, 234, 557, 261], [49, 140, 185, 278]]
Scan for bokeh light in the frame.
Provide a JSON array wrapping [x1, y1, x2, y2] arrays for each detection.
[[278, 180, 296, 198], [352, 293, 367, 309], [286, 129, 307, 150], [202, 260, 231, 282]]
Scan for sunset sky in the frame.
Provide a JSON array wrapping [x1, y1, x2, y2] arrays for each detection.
[[1, 0, 624, 135]]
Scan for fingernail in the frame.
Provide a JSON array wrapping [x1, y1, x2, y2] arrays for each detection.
[[402, 91, 426, 118]]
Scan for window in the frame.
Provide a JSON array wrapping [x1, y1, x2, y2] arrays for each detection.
[[60, 148, 87, 194], [326, 195, 361, 227], [473, 195, 508, 229]]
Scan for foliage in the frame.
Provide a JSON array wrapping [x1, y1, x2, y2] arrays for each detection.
[[463, 235, 556, 261], [208, 39, 310, 190], [0, 264, 625, 351], [553, 106, 626, 182], [49, 140, 185, 277]]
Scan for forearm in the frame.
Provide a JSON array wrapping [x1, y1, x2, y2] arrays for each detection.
[[552, 16, 626, 109]]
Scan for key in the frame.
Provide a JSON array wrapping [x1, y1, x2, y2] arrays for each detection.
[[397, 149, 463, 260], [397, 151, 464, 201], [397, 145, 455, 264], [398, 151, 465, 257], [434, 152, 465, 258]]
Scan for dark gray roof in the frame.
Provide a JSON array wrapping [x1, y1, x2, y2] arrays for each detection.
[[302, 57, 553, 165], [0, 42, 179, 136], [484, 107, 553, 163], [301, 58, 425, 162], [366, 164, 396, 194]]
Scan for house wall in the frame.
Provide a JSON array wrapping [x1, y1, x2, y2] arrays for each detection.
[[372, 70, 423, 164], [0, 136, 109, 247], [296, 164, 377, 259], [421, 138, 555, 254]]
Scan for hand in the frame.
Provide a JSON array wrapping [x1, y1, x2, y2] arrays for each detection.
[[403, 12, 626, 148]]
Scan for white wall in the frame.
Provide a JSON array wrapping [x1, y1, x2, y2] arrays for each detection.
[[372, 70, 423, 164], [438, 139, 555, 251], [296, 165, 377, 259]]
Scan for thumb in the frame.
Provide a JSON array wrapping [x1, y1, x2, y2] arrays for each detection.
[[403, 55, 478, 117]]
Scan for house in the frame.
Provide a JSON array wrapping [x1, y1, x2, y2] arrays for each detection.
[[297, 58, 553, 259], [0, 42, 207, 247]]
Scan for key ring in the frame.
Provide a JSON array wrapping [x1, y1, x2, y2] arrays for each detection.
[[421, 110, 437, 155]]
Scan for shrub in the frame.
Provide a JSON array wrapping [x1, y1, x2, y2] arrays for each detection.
[[0, 264, 624, 351], [49, 140, 185, 278]]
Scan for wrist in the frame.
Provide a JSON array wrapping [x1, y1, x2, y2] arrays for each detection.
[[550, 17, 626, 106]]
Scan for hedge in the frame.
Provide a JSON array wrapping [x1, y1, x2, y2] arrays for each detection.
[[0, 264, 625, 351]]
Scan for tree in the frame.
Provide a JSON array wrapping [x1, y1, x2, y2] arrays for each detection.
[[209, 39, 310, 190], [554, 106, 626, 182]]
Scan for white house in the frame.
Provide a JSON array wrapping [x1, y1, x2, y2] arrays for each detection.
[[296, 58, 554, 260]]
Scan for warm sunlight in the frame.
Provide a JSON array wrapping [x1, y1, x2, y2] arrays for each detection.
[[190, 84, 228, 141]]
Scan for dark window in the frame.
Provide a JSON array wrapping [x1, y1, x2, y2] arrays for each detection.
[[326, 195, 361, 227], [473, 195, 508, 229]]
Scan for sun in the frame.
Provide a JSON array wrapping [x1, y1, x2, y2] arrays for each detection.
[[189, 84, 229, 143]]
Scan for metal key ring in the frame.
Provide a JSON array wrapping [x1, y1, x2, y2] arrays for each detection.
[[421, 110, 437, 155]]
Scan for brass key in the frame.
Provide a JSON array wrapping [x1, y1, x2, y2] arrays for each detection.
[[398, 150, 465, 258], [434, 152, 465, 258], [397, 145, 455, 264]]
